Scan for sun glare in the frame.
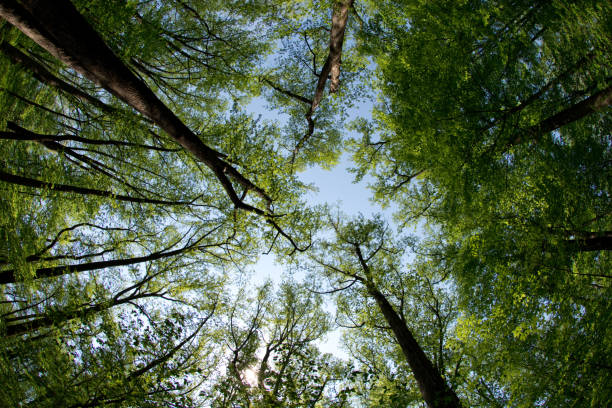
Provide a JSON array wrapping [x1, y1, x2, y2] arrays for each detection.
[[243, 368, 258, 387]]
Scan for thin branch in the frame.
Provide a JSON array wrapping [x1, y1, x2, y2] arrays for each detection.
[[0, 169, 198, 206], [3, 122, 179, 152]]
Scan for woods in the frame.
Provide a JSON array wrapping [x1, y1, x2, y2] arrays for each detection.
[[1, 0, 610, 407]]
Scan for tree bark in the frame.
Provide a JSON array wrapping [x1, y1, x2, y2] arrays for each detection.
[[511, 84, 612, 145], [367, 285, 463, 408], [328, 0, 353, 94], [566, 231, 612, 252], [0, 0, 271, 214], [311, 0, 353, 111], [0, 40, 115, 113], [292, 0, 353, 163], [353, 246, 462, 408]]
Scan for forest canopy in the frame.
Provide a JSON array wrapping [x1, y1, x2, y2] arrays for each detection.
[[0, 0, 610, 407]]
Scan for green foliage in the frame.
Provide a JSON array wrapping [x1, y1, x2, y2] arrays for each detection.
[[209, 280, 350, 408], [0, 0, 333, 404], [1, 1, 610, 407], [0, 301, 218, 407], [349, 0, 612, 406]]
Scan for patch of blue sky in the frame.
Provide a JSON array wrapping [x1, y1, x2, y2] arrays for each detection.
[[243, 92, 400, 359]]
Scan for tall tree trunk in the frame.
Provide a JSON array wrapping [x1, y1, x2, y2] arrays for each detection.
[[292, 0, 353, 164], [0, 0, 271, 214], [328, 0, 353, 94], [353, 245, 462, 408], [367, 285, 463, 408], [311, 0, 353, 110]]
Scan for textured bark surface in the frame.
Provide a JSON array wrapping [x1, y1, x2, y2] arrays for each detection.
[[292, 0, 353, 163], [353, 245, 462, 408], [0, 41, 115, 112], [310, 0, 353, 111], [328, 0, 353, 93]]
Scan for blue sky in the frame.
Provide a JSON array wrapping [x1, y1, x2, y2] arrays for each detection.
[[252, 155, 380, 359], [250, 136, 395, 360], [244, 90, 396, 359]]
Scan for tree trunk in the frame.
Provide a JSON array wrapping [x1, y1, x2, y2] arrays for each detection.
[[566, 231, 612, 252], [367, 285, 463, 408], [328, 0, 353, 93], [311, 0, 353, 110], [292, 0, 353, 163], [0, 169, 193, 206], [0, 40, 115, 113], [353, 243, 462, 407]]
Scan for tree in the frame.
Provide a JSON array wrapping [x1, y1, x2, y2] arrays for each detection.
[[1, 285, 218, 407], [352, 0, 611, 245], [1, 1, 611, 407], [0, 1, 324, 405], [350, 0, 612, 405], [209, 280, 351, 408], [0, 0, 366, 404], [307, 214, 464, 408], [0, 0, 298, 225]]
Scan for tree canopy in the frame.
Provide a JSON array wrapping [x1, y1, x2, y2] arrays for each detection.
[[0, 0, 610, 407]]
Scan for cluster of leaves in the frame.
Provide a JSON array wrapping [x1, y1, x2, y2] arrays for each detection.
[[208, 281, 351, 408]]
